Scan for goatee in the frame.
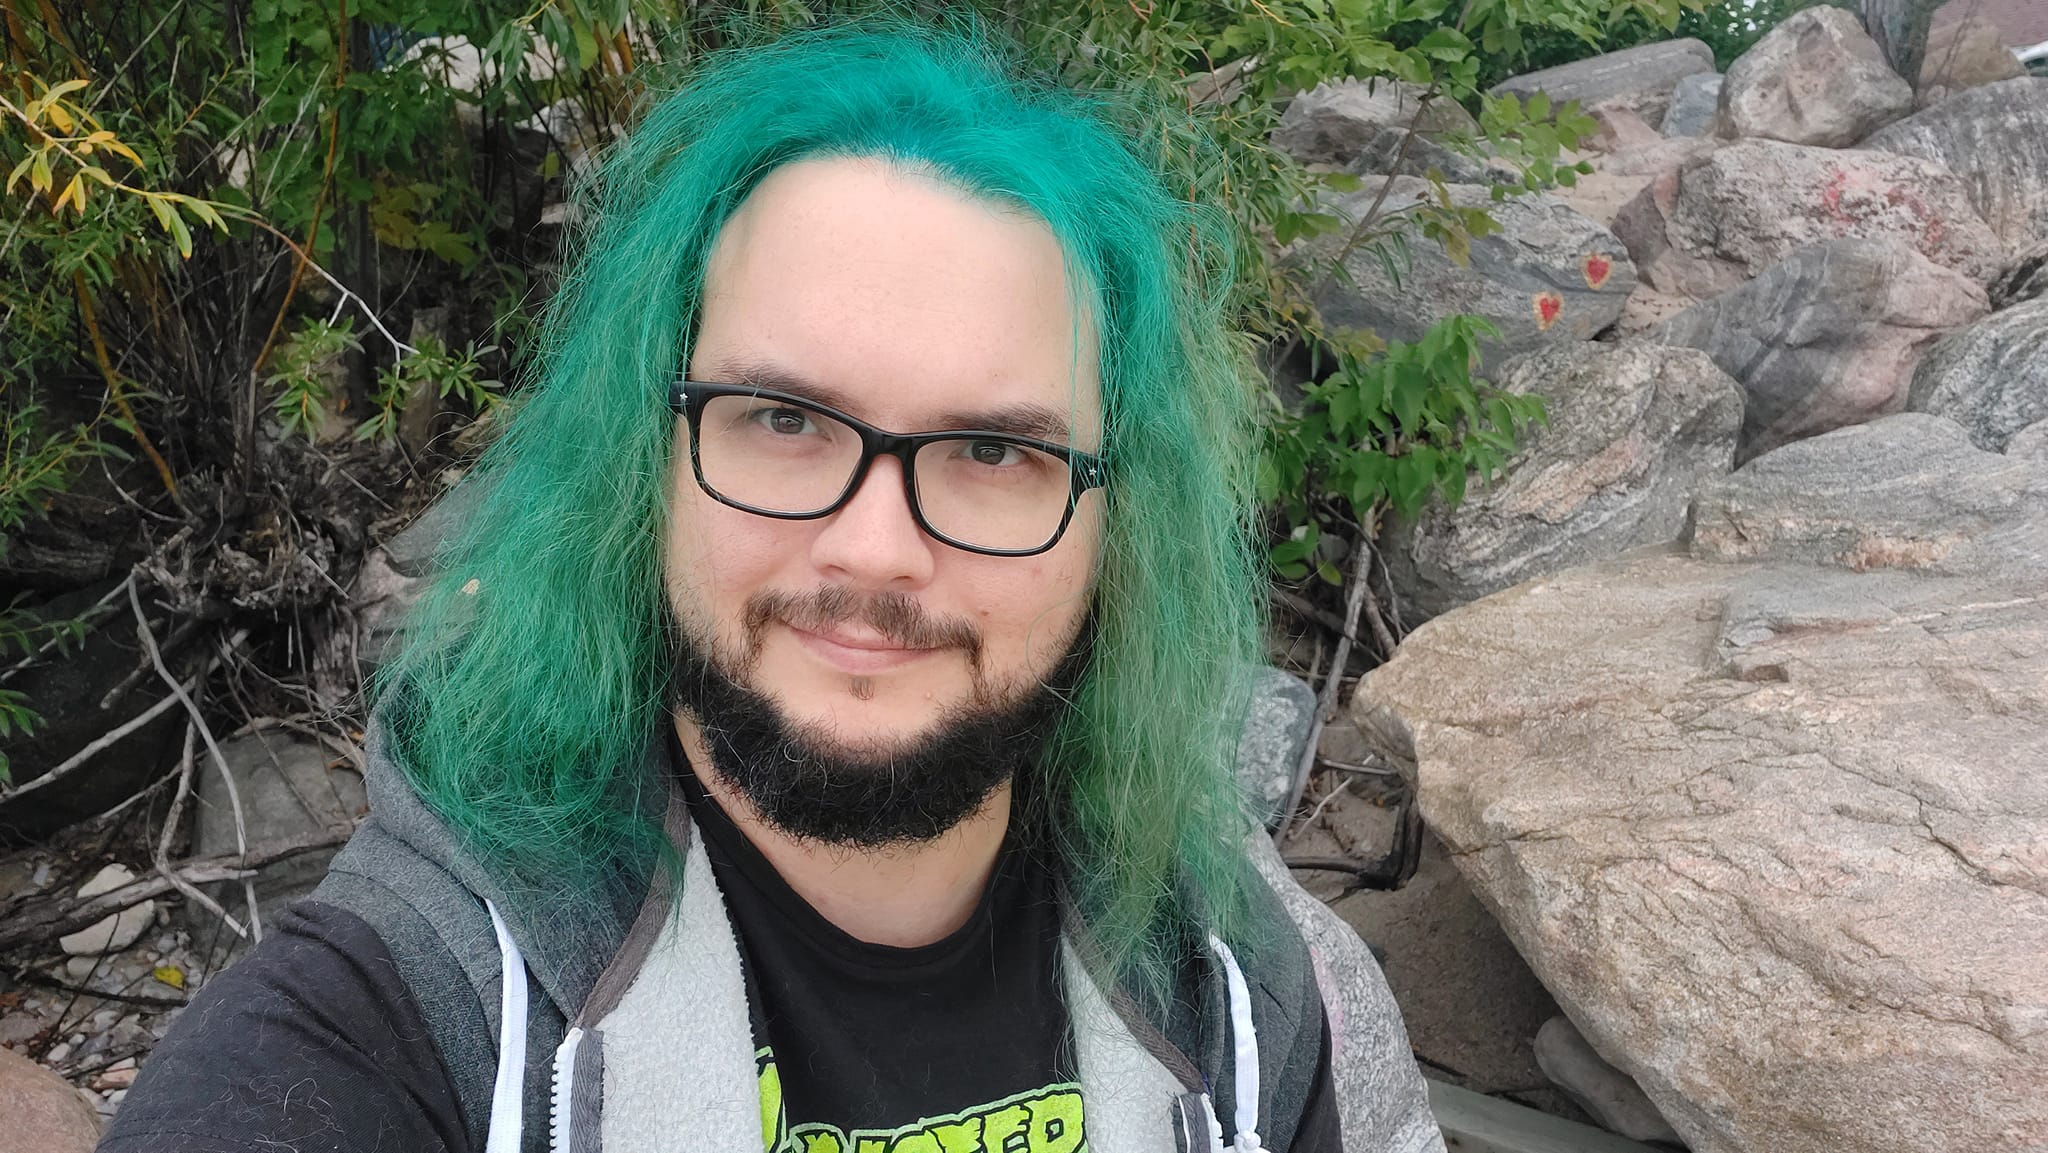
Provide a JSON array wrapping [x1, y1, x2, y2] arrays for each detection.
[[668, 590, 1092, 848]]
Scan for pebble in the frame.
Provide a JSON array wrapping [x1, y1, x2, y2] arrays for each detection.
[[62, 957, 99, 982], [93, 1066, 138, 1090], [44, 1041, 71, 1063]]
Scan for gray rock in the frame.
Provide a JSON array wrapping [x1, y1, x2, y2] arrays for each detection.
[[1720, 6, 1914, 146], [1625, 140, 2004, 303], [1551, 135, 1716, 231], [1862, 78, 2048, 249], [1233, 666, 1316, 830], [1187, 55, 1260, 105], [1271, 78, 1483, 179], [1490, 39, 1717, 127], [353, 547, 425, 667], [1385, 341, 1743, 622], [1990, 239, 2048, 310], [381, 481, 486, 577], [1345, 130, 1489, 182], [1661, 71, 1722, 137], [1915, 10, 2023, 103], [1533, 1015, 1685, 1145], [1692, 412, 2048, 577], [1306, 177, 1637, 368], [1649, 238, 1989, 463], [192, 732, 365, 931], [1908, 298, 2048, 452], [2008, 418, 2048, 461]]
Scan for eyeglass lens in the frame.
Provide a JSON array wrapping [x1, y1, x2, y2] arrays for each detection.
[[693, 394, 1076, 552]]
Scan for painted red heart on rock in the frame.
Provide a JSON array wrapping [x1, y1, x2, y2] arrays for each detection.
[[1583, 253, 1612, 290], [1533, 292, 1564, 330]]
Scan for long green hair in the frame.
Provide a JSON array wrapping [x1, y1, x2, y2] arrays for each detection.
[[377, 11, 1266, 998]]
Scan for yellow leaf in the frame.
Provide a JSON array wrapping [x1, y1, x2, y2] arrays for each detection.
[[168, 209, 193, 258], [106, 140, 144, 168], [147, 194, 175, 231], [82, 165, 113, 186], [152, 965, 185, 990], [54, 174, 82, 215], [29, 151, 52, 194], [6, 156, 32, 194], [43, 78, 91, 102], [45, 102, 74, 133], [85, 130, 115, 144]]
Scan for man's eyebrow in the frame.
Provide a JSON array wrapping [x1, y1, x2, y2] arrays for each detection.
[[702, 355, 1085, 446]]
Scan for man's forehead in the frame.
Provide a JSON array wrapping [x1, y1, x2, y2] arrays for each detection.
[[690, 156, 1103, 442]]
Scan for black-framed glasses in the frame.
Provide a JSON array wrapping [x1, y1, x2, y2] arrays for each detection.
[[669, 379, 1110, 558]]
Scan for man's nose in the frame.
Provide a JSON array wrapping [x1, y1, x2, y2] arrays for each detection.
[[808, 454, 937, 587]]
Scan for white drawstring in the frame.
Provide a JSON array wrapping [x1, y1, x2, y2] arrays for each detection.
[[485, 900, 530, 1153], [1207, 935, 1265, 1153]]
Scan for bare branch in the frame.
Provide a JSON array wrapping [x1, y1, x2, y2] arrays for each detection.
[[128, 582, 264, 942], [0, 834, 350, 954], [0, 671, 207, 807]]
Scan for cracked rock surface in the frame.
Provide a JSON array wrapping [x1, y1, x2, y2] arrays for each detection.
[[1355, 414, 2048, 1153]]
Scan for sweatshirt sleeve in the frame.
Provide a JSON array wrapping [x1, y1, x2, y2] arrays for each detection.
[[96, 899, 468, 1153]]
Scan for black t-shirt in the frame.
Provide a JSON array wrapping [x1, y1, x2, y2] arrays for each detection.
[[677, 754, 1080, 1152]]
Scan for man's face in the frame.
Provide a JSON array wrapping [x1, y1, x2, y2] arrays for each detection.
[[666, 156, 1104, 766]]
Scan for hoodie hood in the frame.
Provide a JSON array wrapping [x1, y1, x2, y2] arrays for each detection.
[[353, 715, 666, 1022]]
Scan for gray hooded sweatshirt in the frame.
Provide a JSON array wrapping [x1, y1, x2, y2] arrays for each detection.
[[307, 723, 1444, 1153]]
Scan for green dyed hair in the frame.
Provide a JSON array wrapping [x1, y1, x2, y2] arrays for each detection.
[[377, 12, 1266, 996]]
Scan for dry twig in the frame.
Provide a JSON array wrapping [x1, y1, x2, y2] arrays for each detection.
[[0, 834, 348, 953], [127, 582, 263, 942]]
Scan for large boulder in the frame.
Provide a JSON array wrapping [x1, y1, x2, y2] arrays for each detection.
[[192, 731, 365, 930], [1690, 413, 2048, 576], [1306, 177, 1636, 367], [1271, 77, 1483, 179], [1649, 238, 1989, 462], [1908, 297, 2048, 452], [1356, 416, 2048, 1153], [1719, 6, 1914, 146], [1660, 71, 1722, 137], [1915, 9, 2024, 104], [1862, 78, 2048, 250], [2009, 418, 2048, 461], [1617, 140, 2003, 304], [1490, 39, 1717, 130], [1550, 134, 1716, 230], [1384, 341, 1742, 622]]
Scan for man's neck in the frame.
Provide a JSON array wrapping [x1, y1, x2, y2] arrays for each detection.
[[672, 713, 1012, 948]]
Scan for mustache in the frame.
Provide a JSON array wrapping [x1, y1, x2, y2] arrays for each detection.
[[743, 586, 984, 663]]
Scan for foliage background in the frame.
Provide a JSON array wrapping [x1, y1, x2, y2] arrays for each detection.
[[0, 0, 1818, 796]]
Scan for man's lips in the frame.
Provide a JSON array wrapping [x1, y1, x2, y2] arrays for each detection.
[[784, 622, 939, 674]]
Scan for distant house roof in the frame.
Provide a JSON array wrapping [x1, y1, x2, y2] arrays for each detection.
[[1931, 0, 2048, 52]]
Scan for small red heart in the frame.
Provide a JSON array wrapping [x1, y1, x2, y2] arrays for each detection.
[[1533, 292, 1564, 330], [1583, 253, 1612, 290]]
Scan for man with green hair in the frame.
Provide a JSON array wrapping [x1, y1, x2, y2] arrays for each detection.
[[101, 17, 1439, 1153]]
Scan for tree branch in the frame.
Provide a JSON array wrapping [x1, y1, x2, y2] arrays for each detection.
[[0, 832, 351, 954]]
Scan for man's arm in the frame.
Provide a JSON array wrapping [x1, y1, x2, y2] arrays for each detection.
[[98, 900, 468, 1153]]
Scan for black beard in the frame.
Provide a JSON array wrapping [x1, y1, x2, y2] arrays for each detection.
[[668, 617, 1092, 849]]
